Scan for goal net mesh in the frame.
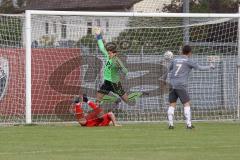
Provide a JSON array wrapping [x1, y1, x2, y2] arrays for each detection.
[[0, 13, 238, 124], [0, 15, 25, 124]]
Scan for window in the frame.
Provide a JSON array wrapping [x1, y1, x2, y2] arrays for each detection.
[[96, 19, 101, 27], [53, 22, 57, 34], [106, 21, 109, 32], [45, 22, 49, 34], [87, 22, 92, 35], [61, 22, 67, 39]]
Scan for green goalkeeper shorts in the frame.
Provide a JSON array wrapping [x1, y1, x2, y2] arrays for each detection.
[[98, 80, 125, 96]]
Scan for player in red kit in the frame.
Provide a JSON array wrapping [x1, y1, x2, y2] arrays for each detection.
[[74, 94, 121, 127]]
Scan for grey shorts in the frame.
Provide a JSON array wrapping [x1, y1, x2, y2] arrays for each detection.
[[169, 88, 190, 104]]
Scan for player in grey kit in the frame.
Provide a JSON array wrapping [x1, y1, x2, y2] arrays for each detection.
[[165, 45, 215, 129]]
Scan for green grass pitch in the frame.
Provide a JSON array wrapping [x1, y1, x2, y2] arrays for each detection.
[[0, 122, 239, 160]]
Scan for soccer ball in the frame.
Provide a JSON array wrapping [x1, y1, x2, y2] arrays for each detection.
[[164, 51, 174, 60]]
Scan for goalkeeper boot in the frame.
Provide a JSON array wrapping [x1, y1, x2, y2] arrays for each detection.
[[82, 94, 88, 103], [186, 125, 195, 129], [168, 125, 174, 129], [73, 96, 81, 104]]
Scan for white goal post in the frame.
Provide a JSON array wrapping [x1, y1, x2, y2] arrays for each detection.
[[1, 10, 240, 124]]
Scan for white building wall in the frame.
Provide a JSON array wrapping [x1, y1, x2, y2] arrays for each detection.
[[29, 15, 129, 47], [25, 1, 174, 47]]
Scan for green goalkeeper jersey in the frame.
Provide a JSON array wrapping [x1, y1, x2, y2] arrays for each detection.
[[97, 39, 128, 83]]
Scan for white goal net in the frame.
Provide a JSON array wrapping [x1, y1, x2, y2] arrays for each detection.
[[0, 11, 239, 124], [0, 15, 25, 124]]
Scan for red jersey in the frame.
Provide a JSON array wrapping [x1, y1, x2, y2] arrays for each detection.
[[75, 101, 111, 127], [84, 113, 111, 127]]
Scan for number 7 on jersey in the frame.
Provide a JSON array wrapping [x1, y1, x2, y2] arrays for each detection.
[[175, 64, 182, 76]]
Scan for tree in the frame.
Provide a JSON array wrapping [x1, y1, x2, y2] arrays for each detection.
[[0, 0, 25, 47], [0, 0, 15, 13], [0, 0, 26, 13], [16, 0, 26, 9], [114, 0, 238, 54], [163, 0, 239, 13], [114, 17, 184, 54], [77, 34, 98, 54], [0, 16, 22, 47], [162, 0, 238, 54]]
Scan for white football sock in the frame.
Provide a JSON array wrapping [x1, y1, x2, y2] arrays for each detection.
[[184, 106, 192, 127], [168, 106, 175, 126]]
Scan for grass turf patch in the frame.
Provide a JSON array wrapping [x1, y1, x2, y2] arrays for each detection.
[[0, 122, 239, 160]]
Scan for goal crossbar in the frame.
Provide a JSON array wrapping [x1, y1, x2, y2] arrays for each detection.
[[26, 10, 239, 18]]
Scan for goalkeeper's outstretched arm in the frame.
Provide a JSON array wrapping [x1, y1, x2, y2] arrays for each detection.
[[94, 27, 109, 59]]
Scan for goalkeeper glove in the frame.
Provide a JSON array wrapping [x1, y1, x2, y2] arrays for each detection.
[[93, 27, 103, 40], [93, 27, 101, 35], [83, 94, 89, 103]]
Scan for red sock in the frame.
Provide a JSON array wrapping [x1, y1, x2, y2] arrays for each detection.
[[75, 103, 84, 120]]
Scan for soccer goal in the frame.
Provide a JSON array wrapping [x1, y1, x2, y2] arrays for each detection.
[[0, 10, 239, 124]]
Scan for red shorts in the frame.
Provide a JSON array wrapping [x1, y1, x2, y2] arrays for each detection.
[[84, 113, 111, 127]]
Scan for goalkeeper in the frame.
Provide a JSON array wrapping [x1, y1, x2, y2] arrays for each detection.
[[94, 27, 143, 105], [74, 94, 121, 127], [164, 45, 215, 129]]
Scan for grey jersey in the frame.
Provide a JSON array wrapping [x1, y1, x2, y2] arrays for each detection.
[[168, 55, 211, 89]]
